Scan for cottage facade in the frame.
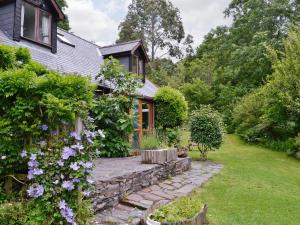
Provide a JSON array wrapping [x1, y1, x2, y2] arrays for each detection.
[[0, 0, 158, 148]]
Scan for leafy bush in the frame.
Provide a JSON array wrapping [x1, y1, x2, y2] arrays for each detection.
[[93, 57, 142, 157], [190, 105, 224, 160], [0, 45, 16, 70], [151, 195, 204, 223], [233, 28, 300, 154], [140, 134, 163, 150], [181, 79, 214, 111], [0, 45, 97, 224], [93, 95, 132, 157], [154, 86, 188, 130], [165, 128, 181, 148]]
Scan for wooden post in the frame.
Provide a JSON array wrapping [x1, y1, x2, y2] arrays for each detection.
[[75, 116, 83, 135]]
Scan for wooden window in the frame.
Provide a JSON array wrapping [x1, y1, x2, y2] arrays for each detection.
[[21, 2, 52, 45], [132, 55, 139, 74]]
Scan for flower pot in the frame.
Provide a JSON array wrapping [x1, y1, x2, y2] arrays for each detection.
[[141, 149, 177, 164]]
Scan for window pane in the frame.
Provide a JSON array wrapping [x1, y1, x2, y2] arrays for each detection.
[[132, 99, 140, 129], [132, 56, 138, 73], [142, 103, 150, 130], [22, 3, 36, 40], [39, 11, 51, 44], [139, 59, 143, 75]]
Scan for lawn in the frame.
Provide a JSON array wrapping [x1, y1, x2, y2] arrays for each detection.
[[187, 134, 300, 225]]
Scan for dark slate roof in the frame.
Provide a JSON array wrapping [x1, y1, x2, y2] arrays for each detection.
[[137, 79, 158, 99], [100, 40, 141, 56], [0, 28, 103, 81], [0, 28, 157, 98]]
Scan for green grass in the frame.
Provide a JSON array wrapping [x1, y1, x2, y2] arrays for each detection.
[[187, 134, 300, 225]]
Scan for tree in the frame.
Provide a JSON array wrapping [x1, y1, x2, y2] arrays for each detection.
[[56, 0, 71, 31], [181, 80, 214, 111], [117, 0, 192, 60], [187, 0, 300, 130], [233, 28, 300, 154]]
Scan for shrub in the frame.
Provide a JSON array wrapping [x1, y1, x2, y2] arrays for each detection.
[[154, 86, 188, 130], [93, 57, 142, 158], [181, 79, 214, 111], [140, 134, 163, 150], [190, 105, 224, 160], [0, 45, 16, 70], [93, 95, 132, 157], [233, 28, 300, 154], [0, 45, 97, 224], [166, 128, 181, 148]]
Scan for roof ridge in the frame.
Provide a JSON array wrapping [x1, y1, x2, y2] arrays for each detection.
[[100, 39, 141, 49]]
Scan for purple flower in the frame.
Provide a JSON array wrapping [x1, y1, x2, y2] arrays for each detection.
[[27, 170, 34, 180], [28, 159, 39, 168], [70, 131, 81, 141], [82, 191, 91, 197], [61, 147, 76, 160], [27, 184, 44, 198], [37, 150, 45, 156], [38, 140, 47, 147], [87, 138, 94, 145], [32, 168, 43, 176], [51, 130, 59, 136], [70, 162, 80, 171], [21, 150, 27, 158], [59, 200, 77, 225], [71, 143, 84, 151], [62, 181, 75, 191], [30, 154, 37, 161], [83, 161, 93, 169], [41, 124, 48, 131], [57, 160, 64, 167], [73, 178, 80, 183]]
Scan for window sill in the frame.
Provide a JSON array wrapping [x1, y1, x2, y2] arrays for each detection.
[[21, 36, 52, 49]]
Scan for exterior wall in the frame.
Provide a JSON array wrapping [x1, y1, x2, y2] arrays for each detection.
[[92, 157, 192, 212], [0, 1, 15, 38]]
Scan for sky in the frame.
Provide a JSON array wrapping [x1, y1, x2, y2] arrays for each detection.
[[65, 0, 232, 48]]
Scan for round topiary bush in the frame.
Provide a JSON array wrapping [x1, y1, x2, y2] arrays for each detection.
[[154, 86, 188, 130], [190, 105, 224, 160]]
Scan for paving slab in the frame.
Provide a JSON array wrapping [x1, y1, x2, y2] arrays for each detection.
[[92, 161, 223, 225]]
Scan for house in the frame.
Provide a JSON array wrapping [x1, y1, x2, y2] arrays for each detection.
[[0, 0, 157, 148]]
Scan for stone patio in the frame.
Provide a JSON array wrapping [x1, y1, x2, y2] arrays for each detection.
[[92, 161, 223, 225]]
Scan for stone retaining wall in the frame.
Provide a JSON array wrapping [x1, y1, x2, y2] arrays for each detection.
[[92, 157, 192, 212]]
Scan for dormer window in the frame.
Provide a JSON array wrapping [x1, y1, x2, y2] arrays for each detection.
[[21, 2, 52, 45]]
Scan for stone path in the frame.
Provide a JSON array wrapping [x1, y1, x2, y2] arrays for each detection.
[[92, 161, 223, 225]]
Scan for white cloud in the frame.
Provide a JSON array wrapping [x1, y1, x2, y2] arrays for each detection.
[[65, 0, 232, 48], [170, 0, 232, 47], [65, 0, 119, 46]]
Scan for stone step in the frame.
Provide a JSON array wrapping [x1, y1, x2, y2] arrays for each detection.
[[92, 161, 223, 224]]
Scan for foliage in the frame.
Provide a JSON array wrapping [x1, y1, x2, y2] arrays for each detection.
[[0, 45, 97, 224], [97, 56, 142, 96], [140, 134, 164, 150], [233, 29, 300, 154], [56, 0, 71, 31], [151, 196, 204, 223], [93, 95, 132, 157], [188, 135, 300, 225], [93, 57, 142, 157], [181, 80, 214, 111], [118, 0, 193, 59], [0, 45, 16, 70], [190, 106, 224, 160], [165, 128, 181, 148], [154, 87, 188, 131]]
